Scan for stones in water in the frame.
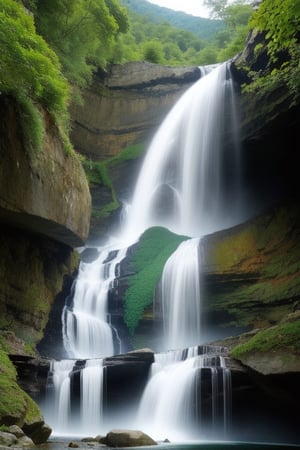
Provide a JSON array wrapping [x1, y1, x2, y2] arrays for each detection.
[[101, 429, 157, 447]]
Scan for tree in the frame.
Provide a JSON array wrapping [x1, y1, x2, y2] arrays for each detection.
[[244, 0, 300, 103], [0, 0, 70, 151], [143, 41, 164, 64], [30, 0, 129, 88]]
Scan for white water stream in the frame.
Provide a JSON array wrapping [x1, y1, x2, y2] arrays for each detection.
[[46, 62, 242, 439]]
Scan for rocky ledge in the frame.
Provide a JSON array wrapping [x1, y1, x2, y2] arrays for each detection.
[[70, 62, 201, 159], [0, 95, 91, 247]]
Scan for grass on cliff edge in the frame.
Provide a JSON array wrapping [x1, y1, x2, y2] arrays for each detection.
[[0, 337, 41, 426], [231, 319, 300, 359], [124, 226, 189, 335]]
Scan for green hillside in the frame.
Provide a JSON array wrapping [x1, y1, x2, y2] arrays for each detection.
[[120, 0, 225, 40]]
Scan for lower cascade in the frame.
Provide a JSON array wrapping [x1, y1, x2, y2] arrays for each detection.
[[137, 346, 232, 441], [43, 62, 245, 440], [45, 346, 231, 440]]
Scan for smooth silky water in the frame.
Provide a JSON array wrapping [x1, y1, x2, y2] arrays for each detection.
[[41, 63, 298, 448]]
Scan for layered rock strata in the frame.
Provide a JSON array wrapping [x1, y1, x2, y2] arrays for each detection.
[[70, 62, 201, 160]]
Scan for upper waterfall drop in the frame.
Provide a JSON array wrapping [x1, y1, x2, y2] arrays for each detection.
[[122, 62, 242, 241], [62, 61, 242, 360]]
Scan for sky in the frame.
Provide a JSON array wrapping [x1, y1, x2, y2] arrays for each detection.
[[146, 0, 211, 18]]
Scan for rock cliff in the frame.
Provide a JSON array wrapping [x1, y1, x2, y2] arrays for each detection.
[[0, 95, 91, 347], [70, 61, 201, 160], [0, 95, 91, 247], [0, 93, 92, 441]]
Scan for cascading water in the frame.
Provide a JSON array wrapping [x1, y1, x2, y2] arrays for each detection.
[[62, 241, 128, 359], [46, 359, 104, 436], [45, 62, 242, 440], [122, 61, 241, 242], [157, 238, 201, 350], [136, 346, 232, 441]]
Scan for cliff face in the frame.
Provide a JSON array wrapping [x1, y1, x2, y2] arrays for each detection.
[[70, 61, 201, 160], [0, 96, 91, 247], [0, 94, 92, 441], [0, 95, 91, 346]]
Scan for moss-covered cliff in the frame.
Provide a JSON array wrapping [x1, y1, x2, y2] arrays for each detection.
[[201, 201, 300, 335]]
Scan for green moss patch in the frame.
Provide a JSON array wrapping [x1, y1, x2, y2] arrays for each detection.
[[231, 319, 300, 359], [82, 143, 145, 220], [0, 340, 42, 426], [124, 227, 189, 334]]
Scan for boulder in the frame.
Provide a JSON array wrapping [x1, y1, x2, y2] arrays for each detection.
[[102, 429, 157, 447], [22, 420, 52, 445], [0, 431, 17, 447]]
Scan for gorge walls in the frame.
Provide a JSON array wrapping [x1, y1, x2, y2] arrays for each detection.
[[0, 95, 91, 348], [70, 61, 201, 160]]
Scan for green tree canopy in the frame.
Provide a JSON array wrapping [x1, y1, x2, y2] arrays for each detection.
[[246, 0, 300, 103], [0, 0, 70, 151], [27, 0, 129, 88]]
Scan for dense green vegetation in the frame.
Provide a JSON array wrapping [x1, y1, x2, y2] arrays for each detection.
[[0, 0, 71, 152], [115, 0, 252, 65], [231, 319, 300, 358], [27, 0, 129, 90], [242, 0, 300, 103], [124, 227, 189, 334], [120, 0, 224, 39]]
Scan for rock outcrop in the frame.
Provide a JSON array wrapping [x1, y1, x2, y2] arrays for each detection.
[[70, 61, 201, 160], [0, 94, 91, 442], [0, 95, 91, 248]]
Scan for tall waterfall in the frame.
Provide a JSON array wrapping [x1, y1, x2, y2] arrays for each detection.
[[62, 61, 241, 360], [46, 62, 241, 439], [122, 62, 241, 242]]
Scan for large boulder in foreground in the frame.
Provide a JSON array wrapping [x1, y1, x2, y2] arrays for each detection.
[[101, 429, 157, 447]]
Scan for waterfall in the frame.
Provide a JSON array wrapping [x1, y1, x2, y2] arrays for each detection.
[[62, 242, 128, 359], [136, 346, 232, 441], [46, 359, 105, 436], [158, 238, 201, 350], [122, 62, 241, 241], [45, 62, 241, 439], [61, 61, 241, 361]]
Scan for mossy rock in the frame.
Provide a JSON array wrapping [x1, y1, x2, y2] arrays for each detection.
[[123, 227, 189, 335], [231, 317, 300, 374], [0, 342, 51, 443]]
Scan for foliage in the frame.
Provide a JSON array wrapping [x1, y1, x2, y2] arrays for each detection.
[[120, 0, 224, 40], [124, 227, 189, 334], [30, 0, 129, 89], [82, 144, 145, 219], [244, 0, 300, 104], [143, 40, 164, 64], [116, 0, 253, 66], [0, 0, 70, 152], [231, 320, 300, 358]]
